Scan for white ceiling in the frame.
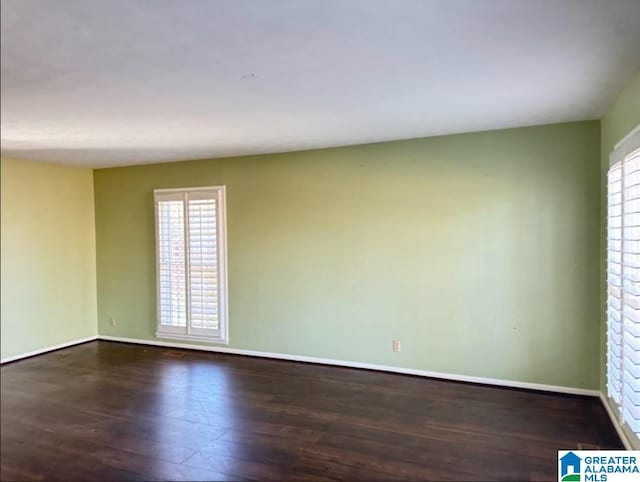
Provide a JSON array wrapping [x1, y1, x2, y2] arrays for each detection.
[[1, 0, 640, 168]]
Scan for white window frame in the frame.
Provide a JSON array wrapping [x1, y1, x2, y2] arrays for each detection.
[[607, 122, 640, 439], [154, 186, 229, 344]]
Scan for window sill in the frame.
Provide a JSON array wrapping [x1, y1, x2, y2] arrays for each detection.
[[155, 332, 229, 345]]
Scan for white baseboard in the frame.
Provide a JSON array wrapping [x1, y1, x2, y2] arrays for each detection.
[[599, 392, 636, 450], [98, 335, 600, 397], [0, 335, 98, 364]]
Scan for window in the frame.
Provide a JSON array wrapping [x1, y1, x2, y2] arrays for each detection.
[[607, 124, 640, 437], [154, 186, 228, 343]]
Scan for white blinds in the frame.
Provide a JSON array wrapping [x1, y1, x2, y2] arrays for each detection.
[[607, 125, 640, 436], [154, 187, 227, 342]]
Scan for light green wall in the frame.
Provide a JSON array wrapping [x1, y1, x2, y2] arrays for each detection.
[[95, 121, 601, 389], [1, 158, 98, 359]]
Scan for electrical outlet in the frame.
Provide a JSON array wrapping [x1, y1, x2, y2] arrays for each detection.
[[393, 340, 401, 352], [110, 316, 116, 326]]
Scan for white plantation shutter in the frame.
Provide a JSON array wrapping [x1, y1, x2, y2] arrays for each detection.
[[154, 187, 228, 342], [157, 196, 187, 329], [608, 158, 623, 404], [607, 125, 640, 436], [188, 194, 219, 333]]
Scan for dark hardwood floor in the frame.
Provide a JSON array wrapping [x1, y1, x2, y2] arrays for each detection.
[[0, 341, 621, 481]]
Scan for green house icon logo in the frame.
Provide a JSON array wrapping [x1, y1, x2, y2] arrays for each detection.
[[560, 452, 581, 481]]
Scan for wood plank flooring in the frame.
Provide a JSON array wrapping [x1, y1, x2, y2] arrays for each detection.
[[0, 341, 621, 481]]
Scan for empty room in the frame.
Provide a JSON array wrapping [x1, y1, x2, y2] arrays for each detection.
[[1, 0, 640, 480]]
